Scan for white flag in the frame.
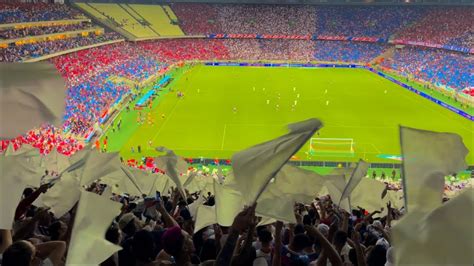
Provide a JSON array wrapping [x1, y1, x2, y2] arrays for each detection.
[[323, 175, 350, 212], [232, 119, 322, 203], [256, 164, 326, 223], [257, 216, 277, 226], [152, 173, 170, 194], [41, 148, 70, 173], [0, 62, 66, 139], [400, 127, 468, 212], [0, 144, 43, 229], [155, 147, 188, 197], [214, 180, 245, 226], [67, 190, 122, 265], [339, 160, 369, 204], [78, 151, 123, 187], [127, 167, 158, 196], [194, 205, 217, 233], [100, 168, 143, 197], [41, 173, 81, 218], [350, 178, 388, 212], [188, 195, 205, 220], [393, 188, 474, 265]]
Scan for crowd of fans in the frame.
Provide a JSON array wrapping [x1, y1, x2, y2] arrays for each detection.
[[381, 47, 473, 90], [0, 22, 94, 40], [0, 32, 122, 62], [216, 5, 316, 36], [314, 6, 423, 39], [0, 161, 471, 266], [0, 3, 81, 24], [394, 7, 473, 49], [139, 39, 230, 63], [220, 39, 314, 62], [0, 125, 83, 156], [171, 4, 472, 48], [314, 41, 387, 63], [52, 42, 168, 136], [171, 3, 221, 35]]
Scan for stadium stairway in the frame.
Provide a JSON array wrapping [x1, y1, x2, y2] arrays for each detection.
[[120, 4, 160, 36], [74, 2, 136, 40], [128, 4, 184, 37], [86, 3, 156, 38], [371, 46, 396, 65]]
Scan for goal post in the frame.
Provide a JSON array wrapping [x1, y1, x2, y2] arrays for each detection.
[[309, 138, 355, 157]]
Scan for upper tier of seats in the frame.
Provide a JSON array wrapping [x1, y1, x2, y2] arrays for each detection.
[[3, 3, 472, 51], [0, 2, 82, 23], [0, 3, 123, 62], [169, 4, 472, 50]]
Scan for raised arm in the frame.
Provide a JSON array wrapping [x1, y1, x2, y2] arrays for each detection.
[[305, 225, 343, 266], [0, 229, 12, 254], [14, 184, 49, 221], [272, 221, 283, 266], [215, 204, 256, 266], [347, 229, 366, 266], [13, 207, 50, 242], [157, 199, 178, 228]]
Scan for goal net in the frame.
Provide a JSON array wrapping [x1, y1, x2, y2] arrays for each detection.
[[309, 138, 355, 157]]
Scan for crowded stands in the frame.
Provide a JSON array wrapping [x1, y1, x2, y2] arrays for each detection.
[[53, 42, 167, 136], [0, 32, 122, 62], [171, 3, 221, 35], [139, 39, 230, 62], [381, 47, 473, 90], [0, 2, 81, 23], [314, 41, 387, 63], [0, 125, 83, 155], [394, 7, 473, 49], [314, 6, 423, 39], [0, 22, 94, 40]]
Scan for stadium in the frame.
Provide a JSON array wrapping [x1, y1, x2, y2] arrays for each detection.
[[0, 0, 473, 265]]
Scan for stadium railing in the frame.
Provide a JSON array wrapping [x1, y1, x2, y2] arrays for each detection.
[[0, 18, 91, 29]]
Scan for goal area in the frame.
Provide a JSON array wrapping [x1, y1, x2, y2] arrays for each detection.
[[309, 138, 355, 157]]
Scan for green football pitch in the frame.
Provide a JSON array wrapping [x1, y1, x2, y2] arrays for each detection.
[[102, 65, 473, 165]]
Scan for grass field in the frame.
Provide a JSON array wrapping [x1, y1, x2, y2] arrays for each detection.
[[102, 65, 473, 165]]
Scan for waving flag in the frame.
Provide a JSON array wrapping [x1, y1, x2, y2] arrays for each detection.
[[232, 118, 322, 203], [339, 160, 369, 204], [0, 144, 42, 229], [67, 190, 122, 265], [400, 126, 468, 212], [0, 62, 66, 139], [393, 188, 474, 265], [256, 164, 326, 223], [155, 147, 188, 197]]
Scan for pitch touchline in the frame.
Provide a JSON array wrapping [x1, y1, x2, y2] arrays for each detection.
[[152, 99, 181, 142], [396, 86, 473, 133]]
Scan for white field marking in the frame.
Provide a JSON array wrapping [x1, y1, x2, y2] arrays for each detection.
[[152, 100, 181, 142], [370, 143, 382, 153], [221, 124, 227, 150], [381, 77, 473, 134]]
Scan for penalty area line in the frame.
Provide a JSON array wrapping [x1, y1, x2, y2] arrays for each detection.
[[221, 124, 227, 150]]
